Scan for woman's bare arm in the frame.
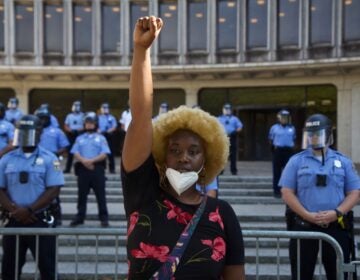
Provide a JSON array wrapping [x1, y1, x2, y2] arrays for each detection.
[[122, 16, 163, 172]]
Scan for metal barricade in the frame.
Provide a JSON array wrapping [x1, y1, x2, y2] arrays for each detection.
[[0, 228, 357, 279], [243, 230, 357, 280], [0, 227, 124, 280]]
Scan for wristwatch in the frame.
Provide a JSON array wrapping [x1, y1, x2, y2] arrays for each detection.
[[334, 208, 343, 217]]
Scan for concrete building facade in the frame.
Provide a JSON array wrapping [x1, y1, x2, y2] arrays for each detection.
[[0, 0, 359, 162]]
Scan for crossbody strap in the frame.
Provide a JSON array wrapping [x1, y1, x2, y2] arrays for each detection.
[[152, 195, 208, 280]]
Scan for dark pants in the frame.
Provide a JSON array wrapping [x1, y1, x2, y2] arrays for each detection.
[[104, 133, 115, 172], [289, 222, 350, 280], [272, 147, 293, 194], [2, 219, 57, 280], [76, 163, 109, 222], [229, 134, 238, 175], [65, 132, 78, 172]]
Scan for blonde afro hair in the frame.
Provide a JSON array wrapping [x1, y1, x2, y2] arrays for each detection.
[[152, 105, 229, 185]]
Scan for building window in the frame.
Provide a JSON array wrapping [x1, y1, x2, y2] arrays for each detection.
[[277, 0, 299, 47], [188, 0, 207, 51], [101, 3, 120, 53], [44, 4, 63, 53], [130, 2, 148, 51], [15, 3, 34, 52], [159, 1, 178, 52], [217, 0, 237, 50], [0, 4, 4, 51], [309, 0, 332, 45], [73, 2, 92, 53], [247, 0, 268, 49], [343, 0, 360, 42]]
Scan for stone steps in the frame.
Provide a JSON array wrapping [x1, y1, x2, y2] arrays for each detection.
[[4, 174, 360, 279]]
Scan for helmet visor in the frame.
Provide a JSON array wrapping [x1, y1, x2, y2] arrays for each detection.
[[278, 114, 290, 124], [13, 128, 37, 147], [72, 104, 81, 112], [302, 128, 327, 149]]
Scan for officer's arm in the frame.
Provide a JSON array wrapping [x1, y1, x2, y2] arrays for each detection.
[[27, 186, 60, 213], [74, 152, 106, 164], [0, 142, 14, 157], [336, 189, 360, 215], [0, 189, 16, 212], [63, 123, 71, 133], [122, 16, 163, 172], [282, 187, 315, 222]]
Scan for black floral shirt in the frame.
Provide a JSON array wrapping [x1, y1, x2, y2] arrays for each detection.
[[121, 155, 244, 280]]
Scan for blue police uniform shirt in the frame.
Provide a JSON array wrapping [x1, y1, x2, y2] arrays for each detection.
[[39, 126, 70, 154], [5, 108, 23, 124], [0, 147, 64, 207], [98, 114, 117, 133], [268, 124, 296, 147], [218, 115, 243, 135], [0, 120, 14, 151], [195, 177, 219, 193], [64, 112, 84, 131], [279, 148, 360, 212], [50, 115, 60, 128], [71, 132, 110, 159]]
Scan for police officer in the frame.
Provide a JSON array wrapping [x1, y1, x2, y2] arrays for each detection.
[[69, 112, 110, 227], [63, 101, 84, 173], [5, 97, 23, 125], [269, 109, 296, 198], [279, 114, 360, 280], [36, 106, 70, 157], [36, 107, 69, 225], [218, 103, 243, 175], [0, 115, 64, 280], [98, 103, 117, 173], [152, 102, 168, 122], [39, 103, 59, 128], [0, 102, 15, 158]]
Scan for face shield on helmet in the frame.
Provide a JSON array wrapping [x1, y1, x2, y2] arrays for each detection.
[[277, 110, 291, 125], [84, 112, 98, 132], [301, 114, 333, 150], [7, 98, 18, 110], [100, 103, 110, 114], [72, 101, 81, 113], [13, 115, 42, 148], [223, 104, 232, 116], [35, 107, 51, 128]]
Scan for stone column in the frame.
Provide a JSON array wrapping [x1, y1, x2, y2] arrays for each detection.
[[336, 81, 352, 159], [350, 83, 360, 164], [16, 87, 30, 114], [184, 88, 199, 107]]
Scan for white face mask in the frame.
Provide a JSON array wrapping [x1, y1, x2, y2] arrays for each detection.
[[165, 166, 203, 196]]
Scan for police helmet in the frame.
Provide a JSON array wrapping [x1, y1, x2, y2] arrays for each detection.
[[13, 115, 42, 147], [35, 107, 51, 128], [84, 111, 98, 126], [222, 103, 232, 115], [7, 97, 19, 109], [40, 103, 51, 113], [72, 101, 81, 113], [100, 103, 110, 114], [0, 102, 6, 119], [301, 114, 333, 150], [277, 109, 291, 125]]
